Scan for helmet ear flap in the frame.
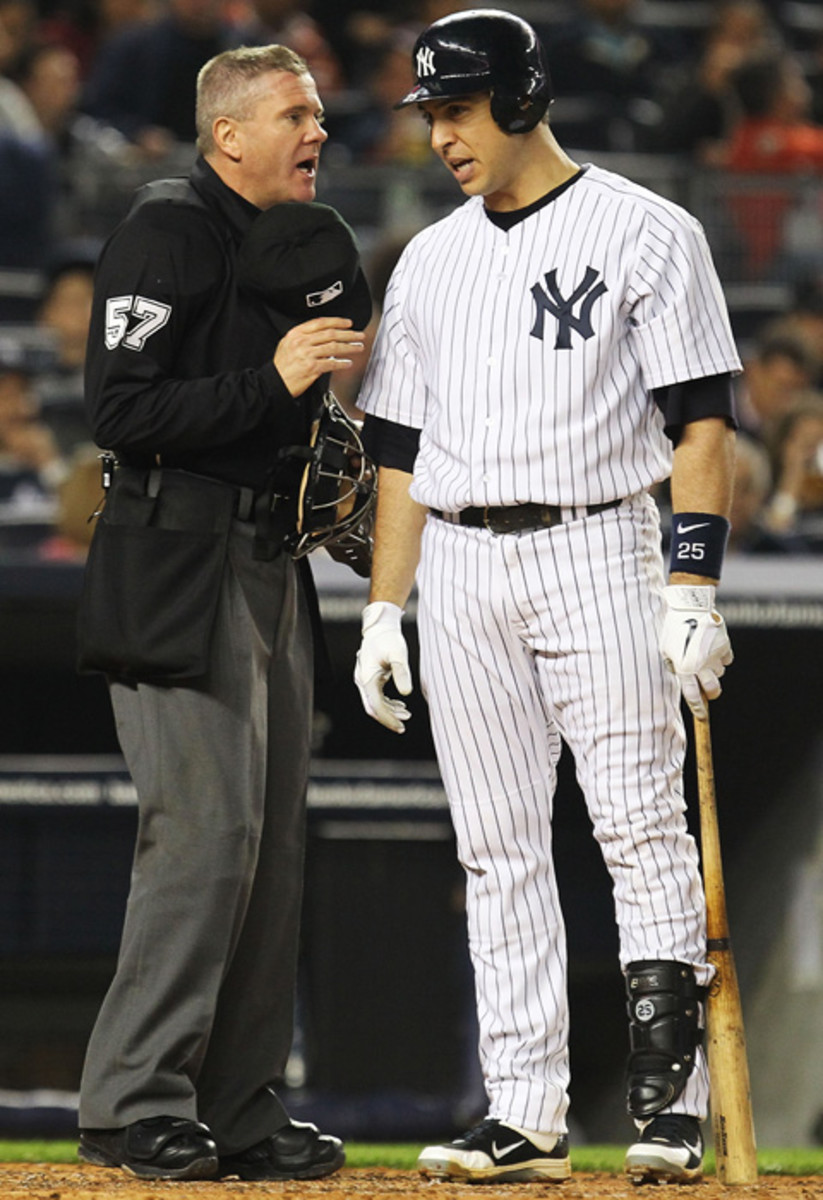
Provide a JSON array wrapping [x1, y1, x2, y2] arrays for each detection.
[[490, 88, 549, 134]]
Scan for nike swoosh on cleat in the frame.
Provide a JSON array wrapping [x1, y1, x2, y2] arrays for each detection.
[[491, 1139, 527, 1160], [650, 1136, 701, 1159], [676, 521, 710, 534]]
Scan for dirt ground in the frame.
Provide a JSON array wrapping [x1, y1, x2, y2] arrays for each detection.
[[0, 1164, 818, 1200]]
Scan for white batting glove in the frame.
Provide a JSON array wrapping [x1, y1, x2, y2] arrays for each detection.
[[354, 601, 413, 734], [660, 585, 733, 720]]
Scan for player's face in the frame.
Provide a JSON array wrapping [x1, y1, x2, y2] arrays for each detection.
[[228, 70, 328, 209], [419, 94, 530, 208]]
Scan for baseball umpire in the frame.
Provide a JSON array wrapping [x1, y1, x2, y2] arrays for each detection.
[[354, 8, 740, 1185], [74, 45, 369, 1182]]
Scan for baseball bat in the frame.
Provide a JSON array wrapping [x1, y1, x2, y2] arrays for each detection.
[[693, 703, 758, 1184]]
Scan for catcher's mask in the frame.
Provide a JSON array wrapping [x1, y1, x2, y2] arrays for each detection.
[[286, 391, 376, 577]]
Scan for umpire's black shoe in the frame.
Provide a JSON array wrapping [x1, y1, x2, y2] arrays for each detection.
[[78, 1115, 219, 1180], [625, 1113, 704, 1184], [218, 1119, 345, 1181]]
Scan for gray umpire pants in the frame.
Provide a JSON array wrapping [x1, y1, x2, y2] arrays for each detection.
[[78, 517, 314, 1155]]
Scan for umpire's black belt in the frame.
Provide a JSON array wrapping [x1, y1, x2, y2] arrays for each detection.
[[430, 498, 622, 535]]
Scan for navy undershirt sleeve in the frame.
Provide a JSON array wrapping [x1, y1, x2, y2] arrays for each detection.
[[361, 413, 420, 472], [652, 372, 738, 445]]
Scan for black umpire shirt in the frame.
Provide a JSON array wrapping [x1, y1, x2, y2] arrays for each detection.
[[85, 156, 312, 491]]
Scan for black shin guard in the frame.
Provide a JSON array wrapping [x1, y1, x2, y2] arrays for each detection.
[[625, 960, 704, 1118]]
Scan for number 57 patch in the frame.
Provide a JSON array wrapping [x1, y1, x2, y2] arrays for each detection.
[[105, 295, 172, 351]]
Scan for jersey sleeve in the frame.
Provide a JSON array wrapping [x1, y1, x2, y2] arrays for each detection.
[[356, 254, 427, 431], [85, 202, 291, 455], [626, 208, 742, 391]]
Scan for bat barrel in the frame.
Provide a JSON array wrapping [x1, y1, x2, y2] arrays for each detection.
[[694, 707, 759, 1185]]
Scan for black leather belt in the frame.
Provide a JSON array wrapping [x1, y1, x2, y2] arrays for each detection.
[[430, 498, 622, 535], [143, 466, 261, 522]]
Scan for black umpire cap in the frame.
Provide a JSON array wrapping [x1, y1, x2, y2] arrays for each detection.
[[237, 202, 372, 329]]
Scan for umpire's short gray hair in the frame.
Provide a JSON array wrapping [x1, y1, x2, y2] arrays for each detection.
[[196, 45, 310, 155]]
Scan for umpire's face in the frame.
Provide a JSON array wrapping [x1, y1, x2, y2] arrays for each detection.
[[222, 68, 329, 210], [419, 93, 535, 211]]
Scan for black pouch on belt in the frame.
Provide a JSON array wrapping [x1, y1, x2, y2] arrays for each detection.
[[76, 466, 236, 683]]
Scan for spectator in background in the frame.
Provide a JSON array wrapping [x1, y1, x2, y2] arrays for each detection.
[[763, 276, 823, 382], [0, 39, 113, 271], [736, 332, 818, 439], [38, 0, 155, 81], [80, 0, 234, 156], [13, 40, 82, 146], [651, 0, 779, 162], [727, 432, 807, 552], [0, 33, 58, 271], [0, 0, 35, 75], [34, 244, 98, 453], [761, 392, 823, 548], [334, 28, 430, 165], [724, 50, 823, 172], [544, 0, 683, 151], [37, 247, 95, 374], [0, 341, 67, 552], [230, 0, 344, 98], [804, 32, 823, 128], [310, 0, 471, 93]]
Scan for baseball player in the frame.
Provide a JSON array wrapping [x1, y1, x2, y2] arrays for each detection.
[[353, 8, 739, 1185]]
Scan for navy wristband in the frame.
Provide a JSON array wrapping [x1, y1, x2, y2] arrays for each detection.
[[669, 512, 730, 580]]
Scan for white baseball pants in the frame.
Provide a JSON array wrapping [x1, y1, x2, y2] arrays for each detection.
[[416, 491, 710, 1135]]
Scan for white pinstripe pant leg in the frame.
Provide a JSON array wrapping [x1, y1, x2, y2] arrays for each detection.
[[417, 495, 710, 1128], [511, 494, 709, 1118], [417, 516, 571, 1135]]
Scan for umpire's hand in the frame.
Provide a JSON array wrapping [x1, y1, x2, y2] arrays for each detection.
[[659, 585, 733, 720], [355, 602, 412, 734], [274, 317, 365, 396]]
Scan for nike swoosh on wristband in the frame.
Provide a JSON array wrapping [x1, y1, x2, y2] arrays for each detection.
[[676, 521, 710, 534], [492, 1139, 527, 1160]]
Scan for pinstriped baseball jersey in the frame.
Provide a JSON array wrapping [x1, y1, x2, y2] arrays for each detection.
[[358, 164, 741, 511]]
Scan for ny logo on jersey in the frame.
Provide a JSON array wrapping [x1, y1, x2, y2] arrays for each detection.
[[416, 45, 436, 76], [530, 265, 608, 350]]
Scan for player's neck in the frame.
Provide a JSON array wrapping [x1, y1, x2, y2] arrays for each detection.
[[484, 127, 579, 212]]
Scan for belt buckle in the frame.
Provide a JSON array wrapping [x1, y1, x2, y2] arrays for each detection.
[[483, 506, 510, 534]]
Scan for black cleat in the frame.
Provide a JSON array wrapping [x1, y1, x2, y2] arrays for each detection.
[[626, 1113, 704, 1184], [78, 1116, 219, 1180], [417, 1117, 570, 1183], [218, 1119, 345, 1181]]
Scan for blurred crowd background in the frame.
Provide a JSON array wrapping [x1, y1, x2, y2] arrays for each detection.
[[1, 0, 823, 562]]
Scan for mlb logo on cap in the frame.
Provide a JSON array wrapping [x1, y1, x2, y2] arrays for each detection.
[[307, 280, 344, 308]]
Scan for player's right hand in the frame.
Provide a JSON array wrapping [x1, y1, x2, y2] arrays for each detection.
[[274, 317, 365, 397], [659, 585, 733, 720], [355, 601, 412, 734]]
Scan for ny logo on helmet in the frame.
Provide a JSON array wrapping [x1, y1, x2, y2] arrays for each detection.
[[530, 266, 608, 350], [416, 45, 436, 77]]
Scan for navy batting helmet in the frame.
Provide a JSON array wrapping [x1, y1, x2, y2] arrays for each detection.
[[395, 8, 553, 134]]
